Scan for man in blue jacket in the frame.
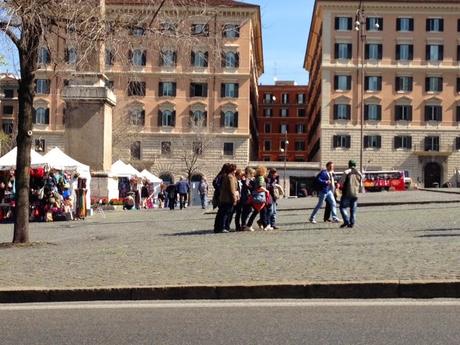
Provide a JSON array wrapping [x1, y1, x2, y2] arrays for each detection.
[[309, 161, 340, 224], [176, 176, 190, 210]]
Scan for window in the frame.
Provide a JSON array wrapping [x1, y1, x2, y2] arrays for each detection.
[[458, 45, 460, 61], [396, 44, 413, 61], [35, 79, 50, 94], [335, 43, 352, 59], [295, 141, 306, 151], [105, 80, 114, 90], [297, 94, 305, 104], [426, 44, 444, 62], [221, 111, 238, 128], [65, 48, 77, 64], [456, 137, 460, 151], [365, 76, 382, 91], [458, 19, 460, 32], [395, 76, 413, 92], [333, 135, 351, 148], [190, 83, 208, 97], [130, 141, 141, 160], [425, 77, 443, 92], [191, 23, 209, 36], [424, 136, 440, 151], [3, 105, 13, 115], [2, 120, 13, 134], [130, 49, 146, 66], [457, 78, 460, 93], [296, 124, 306, 133], [193, 141, 203, 155], [127, 81, 146, 96], [33, 107, 49, 125], [161, 141, 171, 155], [223, 142, 234, 156], [280, 140, 287, 150], [364, 104, 382, 121], [333, 104, 351, 120], [264, 93, 274, 103], [131, 26, 145, 36], [334, 75, 351, 91], [426, 18, 444, 32], [396, 18, 414, 32], [159, 109, 175, 127], [159, 82, 176, 97], [456, 106, 460, 122], [264, 108, 272, 117], [222, 51, 239, 68], [263, 156, 271, 162], [280, 108, 289, 117], [264, 123, 271, 133], [35, 139, 45, 152], [191, 110, 207, 127], [366, 17, 383, 31], [365, 43, 383, 60], [221, 83, 239, 98], [335, 17, 352, 31], [264, 140, 271, 151], [280, 124, 288, 134], [3, 89, 14, 98], [38, 47, 50, 64], [129, 109, 145, 126], [297, 108, 306, 117], [424, 105, 442, 122], [364, 135, 381, 149], [281, 93, 289, 104], [105, 49, 114, 66], [191, 51, 208, 67], [395, 105, 413, 121], [160, 22, 176, 34], [222, 24, 240, 38], [394, 136, 412, 149], [160, 50, 176, 67]]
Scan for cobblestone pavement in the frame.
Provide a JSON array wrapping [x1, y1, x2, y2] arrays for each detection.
[[0, 191, 459, 289]]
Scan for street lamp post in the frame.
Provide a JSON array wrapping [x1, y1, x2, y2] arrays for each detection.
[[355, 2, 366, 174], [280, 130, 289, 197]]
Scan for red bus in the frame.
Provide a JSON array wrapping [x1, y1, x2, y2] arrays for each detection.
[[362, 170, 405, 192]]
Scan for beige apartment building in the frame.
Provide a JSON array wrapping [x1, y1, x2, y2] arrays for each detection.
[[304, 0, 460, 187], [0, 0, 263, 183]]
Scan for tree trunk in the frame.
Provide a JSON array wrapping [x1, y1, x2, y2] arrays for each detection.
[[13, 33, 39, 244]]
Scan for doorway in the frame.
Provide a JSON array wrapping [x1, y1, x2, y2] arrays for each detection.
[[424, 162, 442, 188]]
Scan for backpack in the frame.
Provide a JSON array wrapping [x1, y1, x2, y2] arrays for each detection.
[[251, 190, 266, 204], [344, 171, 361, 198]]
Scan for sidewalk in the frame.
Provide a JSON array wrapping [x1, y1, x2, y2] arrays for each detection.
[[0, 190, 459, 302]]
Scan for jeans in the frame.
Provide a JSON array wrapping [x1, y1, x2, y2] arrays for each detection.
[[215, 203, 234, 232], [232, 202, 243, 230], [200, 193, 207, 209], [268, 202, 277, 226], [179, 193, 187, 209], [340, 197, 358, 225], [310, 190, 338, 221]]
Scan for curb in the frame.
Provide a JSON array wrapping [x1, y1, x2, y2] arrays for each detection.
[[1, 281, 459, 303]]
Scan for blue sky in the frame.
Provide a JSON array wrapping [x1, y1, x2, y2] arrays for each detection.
[[0, 0, 315, 85]]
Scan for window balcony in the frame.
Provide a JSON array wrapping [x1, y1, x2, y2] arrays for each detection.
[[413, 144, 453, 157]]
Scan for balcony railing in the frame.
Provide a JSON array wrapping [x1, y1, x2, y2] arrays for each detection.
[[413, 144, 454, 156]]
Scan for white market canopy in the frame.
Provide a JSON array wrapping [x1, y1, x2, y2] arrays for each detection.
[[43, 147, 91, 179], [140, 169, 162, 183], [110, 160, 142, 178], [0, 147, 48, 170]]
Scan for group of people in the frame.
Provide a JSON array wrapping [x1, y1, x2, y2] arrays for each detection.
[[158, 176, 193, 210], [309, 160, 363, 228], [212, 163, 283, 233], [122, 178, 156, 210]]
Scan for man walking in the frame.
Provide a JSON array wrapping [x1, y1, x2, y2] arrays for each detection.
[[176, 176, 190, 210], [309, 161, 340, 224], [198, 177, 209, 209], [339, 160, 363, 228]]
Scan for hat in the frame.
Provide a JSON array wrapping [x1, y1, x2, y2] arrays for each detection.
[[348, 160, 357, 168]]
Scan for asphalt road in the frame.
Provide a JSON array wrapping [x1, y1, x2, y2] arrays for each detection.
[[1, 300, 459, 345]]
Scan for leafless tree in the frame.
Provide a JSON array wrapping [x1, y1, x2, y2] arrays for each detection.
[[0, 0, 219, 243]]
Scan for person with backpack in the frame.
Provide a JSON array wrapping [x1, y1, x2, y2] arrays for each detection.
[[338, 160, 363, 228], [244, 165, 271, 231], [309, 161, 340, 224]]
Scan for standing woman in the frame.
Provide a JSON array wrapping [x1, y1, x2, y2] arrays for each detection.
[[215, 164, 238, 233], [244, 165, 271, 231], [240, 167, 255, 230]]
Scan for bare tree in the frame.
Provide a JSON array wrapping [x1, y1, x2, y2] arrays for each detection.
[[0, 130, 14, 156], [0, 0, 217, 243]]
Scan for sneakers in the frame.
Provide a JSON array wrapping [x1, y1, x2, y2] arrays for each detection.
[[222, 229, 229, 233], [272, 225, 280, 230], [309, 218, 317, 224], [331, 218, 341, 223], [242, 226, 255, 232], [340, 223, 349, 228], [256, 219, 263, 229], [264, 225, 273, 231]]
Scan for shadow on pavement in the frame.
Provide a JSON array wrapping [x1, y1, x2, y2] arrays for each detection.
[[411, 227, 460, 232], [417, 234, 460, 238]]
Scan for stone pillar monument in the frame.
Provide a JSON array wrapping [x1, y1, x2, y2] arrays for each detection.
[[62, 73, 116, 172]]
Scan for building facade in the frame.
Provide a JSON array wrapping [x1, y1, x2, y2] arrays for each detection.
[[0, 0, 263, 183], [257, 82, 308, 162], [304, 0, 460, 187]]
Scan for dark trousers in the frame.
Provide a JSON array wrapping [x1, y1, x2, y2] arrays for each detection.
[[324, 199, 331, 221], [179, 193, 187, 209], [169, 197, 176, 210], [231, 202, 243, 230], [247, 206, 268, 228], [215, 203, 234, 233], [241, 204, 252, 228]]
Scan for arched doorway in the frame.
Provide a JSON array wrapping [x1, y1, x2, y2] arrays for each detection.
[[190, 173, 204, 206], [159, 172, 174, 184], [424, 162, 442, 188], [191, 173, 203, 182]]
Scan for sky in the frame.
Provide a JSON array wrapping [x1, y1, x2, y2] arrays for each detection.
[[0, 0, 315, 86]]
